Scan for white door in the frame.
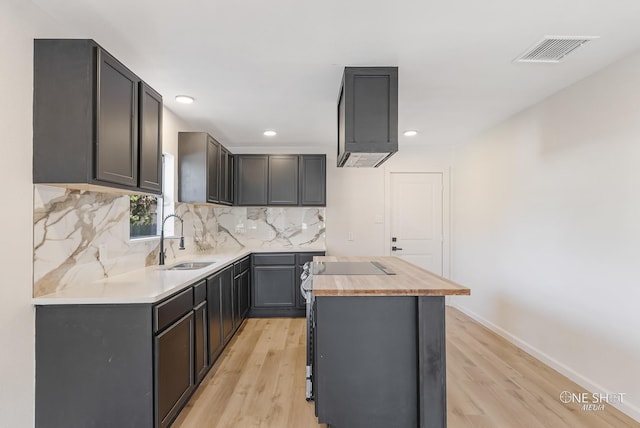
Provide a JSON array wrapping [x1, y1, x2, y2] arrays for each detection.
[[389, 172, 443, 275]]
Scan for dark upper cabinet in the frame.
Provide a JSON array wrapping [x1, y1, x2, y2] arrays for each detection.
[[139, 83, 163, 193], [337, 67, 398, 167], [96, 50, 139, 187], [207, 137, 220, 203], [178, 132, 234, 205], [268, 155, 299, 205], [236, 155, 269, 206], [219, 147, 233, 205], [235, 154, 326, 207], [300, 155, 326, 206], [33, 39, 162, 195]]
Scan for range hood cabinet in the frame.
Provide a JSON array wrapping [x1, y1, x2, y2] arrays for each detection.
[[337, 67, 398, 168]]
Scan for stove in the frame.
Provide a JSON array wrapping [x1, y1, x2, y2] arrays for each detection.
[[312, 261, 395, 276]]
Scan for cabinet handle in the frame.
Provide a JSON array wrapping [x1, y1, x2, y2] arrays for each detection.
[[391, 246, 403, 251]]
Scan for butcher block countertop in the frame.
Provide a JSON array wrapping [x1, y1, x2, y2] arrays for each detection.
[[312, 256, 471, 297]]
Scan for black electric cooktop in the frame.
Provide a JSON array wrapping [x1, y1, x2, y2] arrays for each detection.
[[312, 261, 395, 275]]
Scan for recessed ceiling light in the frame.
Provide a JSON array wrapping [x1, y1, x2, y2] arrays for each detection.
[[263, 130, 277, 137], [175, 95, 194, 104], [403, 130, 418, 137]]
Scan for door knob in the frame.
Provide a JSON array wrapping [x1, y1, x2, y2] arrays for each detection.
[[391, 246, 403, 251]]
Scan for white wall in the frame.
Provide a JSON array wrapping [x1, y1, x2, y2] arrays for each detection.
[[451, 50, 640, 420], [0, 1, 62, 425], [326, 144, 454, 257]]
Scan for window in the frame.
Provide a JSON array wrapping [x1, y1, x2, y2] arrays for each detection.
[[129, 153, 175, 239]]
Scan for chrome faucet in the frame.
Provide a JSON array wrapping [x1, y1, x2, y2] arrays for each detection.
[[159, 214, 186, 265]]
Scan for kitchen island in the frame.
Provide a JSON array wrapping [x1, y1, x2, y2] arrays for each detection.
[[311, 256, 470, 428]]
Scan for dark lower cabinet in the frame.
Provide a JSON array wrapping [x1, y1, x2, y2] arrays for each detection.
[[207, 273, 223, 362], [234, 256, 251, 329], [315, 296, 446, 428], [220, 266, 235, 344], [238, 270, 250, 320], [35, 305, 154, 428], [155, 311, 195, 428], [207, 264, 236, 364], [194, 300, 209, 384], [253, 266, 297, 308], [249, 252, 324, 317]]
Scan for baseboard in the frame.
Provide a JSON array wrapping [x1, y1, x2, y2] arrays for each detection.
[[448, 302, 640, 423]]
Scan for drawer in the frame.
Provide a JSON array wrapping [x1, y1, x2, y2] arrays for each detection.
[[154, 288, 194, 333], [253, 253, 296, 266], [297, 252, 325, 265], [194, 280, 206, 305], [234, 256, 251, 276]]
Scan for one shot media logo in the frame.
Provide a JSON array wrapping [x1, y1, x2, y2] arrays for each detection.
[[559, 391, 626, 411]]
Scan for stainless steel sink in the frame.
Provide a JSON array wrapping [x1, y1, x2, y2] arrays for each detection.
[[166, 261, 215, 270]]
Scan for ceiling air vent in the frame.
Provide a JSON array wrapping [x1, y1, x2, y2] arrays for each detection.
[[514, 36, 599, 63]]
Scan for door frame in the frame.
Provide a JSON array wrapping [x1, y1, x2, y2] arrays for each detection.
[[384, 166, 451, 279]]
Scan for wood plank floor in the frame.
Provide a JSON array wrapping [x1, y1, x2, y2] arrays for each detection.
[[174, 308, 638, 428]]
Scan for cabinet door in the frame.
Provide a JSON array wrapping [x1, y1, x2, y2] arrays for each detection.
[[194, 301, 209, 384], [207, 275, 223, 362], [220, 266, 235, 344], [239, 270, 250, 320], [155, 312, 194, 428], [253, 266, 297, 308], [268, 155, 299, 205], [300, 155, 326, 206], [228, 154, 234, 205], [236, 155, 268, 205], [220, 147, 227, 203], [139, 83, 162, 193], [96, 49, 139, 187], [219, 147, 231, 204], [233, 275, 241, 330], [207, 136, 220, 203]]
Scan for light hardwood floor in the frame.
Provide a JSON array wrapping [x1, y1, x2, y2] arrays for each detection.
[[174, 308, 638, 428]]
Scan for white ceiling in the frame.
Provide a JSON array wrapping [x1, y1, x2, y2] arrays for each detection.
[[31, 0, 640, 149]]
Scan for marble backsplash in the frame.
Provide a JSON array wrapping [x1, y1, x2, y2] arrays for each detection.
[[33, 185, 325, 297]]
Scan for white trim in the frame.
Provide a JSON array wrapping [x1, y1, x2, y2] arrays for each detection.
[[449, 302, 640, 423], [383, 165, 451, 279]]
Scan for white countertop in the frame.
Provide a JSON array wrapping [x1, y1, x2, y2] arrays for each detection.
[[33, 247, 324, 305]]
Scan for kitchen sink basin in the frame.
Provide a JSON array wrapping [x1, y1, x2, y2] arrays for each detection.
[[166, 261, 215, 270]]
